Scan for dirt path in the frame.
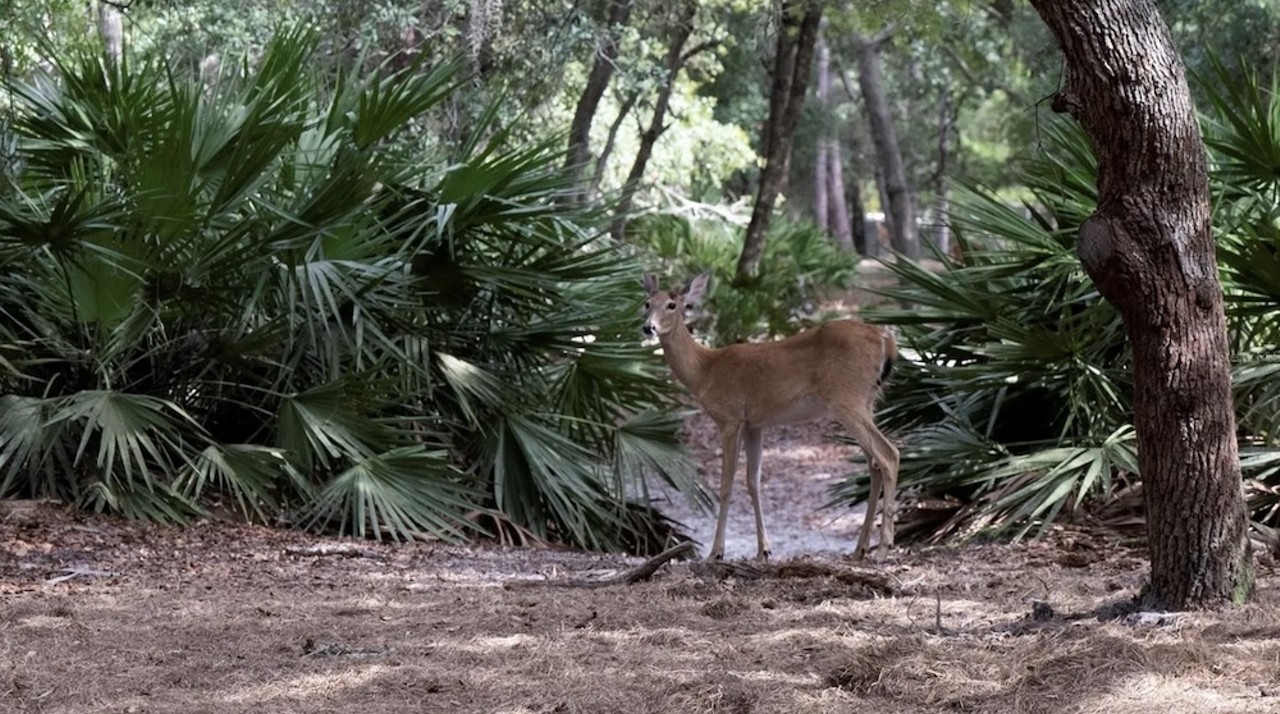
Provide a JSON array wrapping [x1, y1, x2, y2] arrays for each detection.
[[651, 411, 870, 560]]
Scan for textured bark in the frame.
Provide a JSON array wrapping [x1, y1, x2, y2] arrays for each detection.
[[564, 0, 634, 203], [611, 1, 699, 240], [1029, 0, 1252, 609], [734, 1, 823, 282], [853, 29, 919, 260]]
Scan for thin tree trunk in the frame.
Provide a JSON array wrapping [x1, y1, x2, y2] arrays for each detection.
[[853, 29, 919, 260], [933, 85, 954, 256], [735, 0, 823, 282], [847, 172, 869, 256], [813, 28, 832, 233], [611, 1, 699, 240], [96, 0, 124, 62], [589, 90, 639, 199], [564, 0, 634, 203], [1030, 0, 1252, 609], [827, 136, 854, 250]]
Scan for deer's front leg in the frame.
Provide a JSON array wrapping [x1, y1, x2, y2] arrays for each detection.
[[708, 425, 741, 561], [743, 426, 770, 560]]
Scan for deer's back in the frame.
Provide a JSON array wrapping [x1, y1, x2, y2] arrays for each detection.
[[695, 319, 889, 426]]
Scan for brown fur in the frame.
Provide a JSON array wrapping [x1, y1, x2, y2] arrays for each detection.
[[643, 273, 900, 561]]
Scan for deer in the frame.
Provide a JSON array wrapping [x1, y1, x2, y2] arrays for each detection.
[[642, 272, 900, 561]]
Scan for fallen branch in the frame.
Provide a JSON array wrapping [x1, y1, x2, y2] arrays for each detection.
[[505, 542, 695, 589], [284, 544, 382, 559], [46, 570, 120, 588]]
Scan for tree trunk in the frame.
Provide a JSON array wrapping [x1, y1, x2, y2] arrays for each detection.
[[734, 0, 823, 282], [827, 135, 854, 250], [847, 169, 869, 256], [611, 1, 698, 240], [589, 90, 639, 198], [932, 85, 954, 256], [564, 0, 634, 203], [853, 29, 919, 260], [96, 0, 124, 62], [813, 29, 832, 234], [1029, 0, 1252, 609]]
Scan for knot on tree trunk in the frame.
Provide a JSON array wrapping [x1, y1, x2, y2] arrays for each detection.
[[1078, 214, 1118, 279]]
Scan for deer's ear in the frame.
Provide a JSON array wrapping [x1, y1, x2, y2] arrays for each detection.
[[683, 272, 710, 304], [642, 273, 659, 294]]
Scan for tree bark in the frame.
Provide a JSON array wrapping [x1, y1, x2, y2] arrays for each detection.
[[852, 29, 919, 260], [734, 0, 823, 282], [1029, 0, 1252, 609], [564, 0, 634, 203], [611, 1, 699, 240]]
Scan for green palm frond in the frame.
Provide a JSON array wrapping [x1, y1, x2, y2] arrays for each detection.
[[306, 446, 481, 541]]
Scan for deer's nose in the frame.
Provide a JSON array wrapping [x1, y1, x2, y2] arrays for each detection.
[[642, 323, 655, 337]]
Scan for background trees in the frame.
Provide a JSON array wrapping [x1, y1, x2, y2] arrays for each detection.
[[4, 0, 1280, 581]]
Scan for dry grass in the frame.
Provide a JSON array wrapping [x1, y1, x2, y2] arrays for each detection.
[[3, 502, 1280, 714]]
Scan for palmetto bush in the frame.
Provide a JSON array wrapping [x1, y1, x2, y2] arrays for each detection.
[[0, 31, 698, 552], [845, 60, 1280, 542]]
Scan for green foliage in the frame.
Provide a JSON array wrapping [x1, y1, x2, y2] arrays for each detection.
[[629, 213, 859, 344], [844, 120, 1131, 542], [0, 30, 696, 553]]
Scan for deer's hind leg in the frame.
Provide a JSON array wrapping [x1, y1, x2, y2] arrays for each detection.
[[835, 406, 899, 560]]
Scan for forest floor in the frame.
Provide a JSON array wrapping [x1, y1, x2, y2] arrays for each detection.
[[4, 415, 1280, 714], [5, 277, 1280, 714]]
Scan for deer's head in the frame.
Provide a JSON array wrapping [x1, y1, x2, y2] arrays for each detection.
[[642, 273, 708, 338]]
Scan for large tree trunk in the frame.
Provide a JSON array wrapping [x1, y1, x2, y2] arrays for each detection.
[[734, 0, 823, 282], [611, 1, 700, 240], [853, 29, 919, 261], [564, 0, 634, 203], [1029, 0, 1252, 609]]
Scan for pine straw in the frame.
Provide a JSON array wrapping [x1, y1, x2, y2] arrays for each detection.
[[4, 504, 1280, 714]]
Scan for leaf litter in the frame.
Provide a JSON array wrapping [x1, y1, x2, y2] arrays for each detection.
[[2, 414, 1280, 714]]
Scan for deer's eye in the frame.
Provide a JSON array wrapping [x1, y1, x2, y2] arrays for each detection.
[[666, 301, 677, 310], [643, 301, 650, 310]]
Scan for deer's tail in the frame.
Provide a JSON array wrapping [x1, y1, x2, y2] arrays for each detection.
[[877, 327, 899, 386]]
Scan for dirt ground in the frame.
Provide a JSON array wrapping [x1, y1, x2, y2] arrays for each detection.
[[5, 411, 1280, 714]]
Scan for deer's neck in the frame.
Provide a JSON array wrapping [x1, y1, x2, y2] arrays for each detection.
[[658, 324, 712, 392]]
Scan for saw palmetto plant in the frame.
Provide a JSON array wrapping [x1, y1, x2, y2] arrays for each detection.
[[0, 29, 698, 553]]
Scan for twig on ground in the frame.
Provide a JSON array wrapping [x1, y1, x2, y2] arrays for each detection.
[[284, 544, 383, 559], [46, 567, 121, 585], [505, 542, 696, 589]]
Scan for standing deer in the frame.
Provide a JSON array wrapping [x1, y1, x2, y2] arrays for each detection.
[[642, 272, 900, 561]]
